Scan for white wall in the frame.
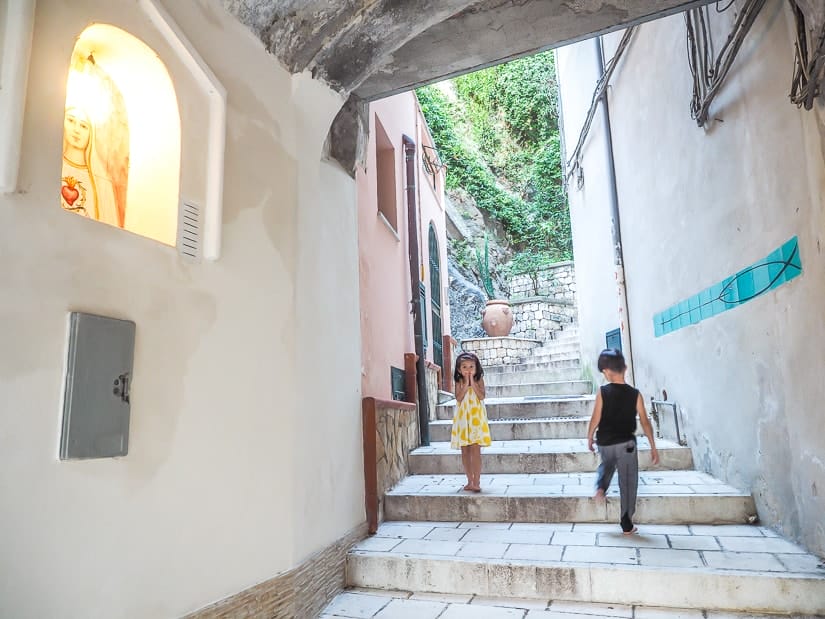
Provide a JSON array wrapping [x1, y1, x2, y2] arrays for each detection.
[[556, 42, 622, 382], [557, 0, 825, 556], [0, 1, 363, 617]]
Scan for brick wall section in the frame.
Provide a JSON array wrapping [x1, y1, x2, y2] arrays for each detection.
[[186, 523, 368, 619], [461, 336, 541, 366], [510, 261, 576, 302]]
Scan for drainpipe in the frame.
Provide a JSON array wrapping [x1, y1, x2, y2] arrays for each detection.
[[596, 36, 635, 385], [0, 0, 37, 193], [403, 134, 431, 445]]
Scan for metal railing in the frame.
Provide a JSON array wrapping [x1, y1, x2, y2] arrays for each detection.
[[649, 399, 687, 446]]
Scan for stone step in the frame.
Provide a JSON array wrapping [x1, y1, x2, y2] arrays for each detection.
[[436, 396, 594, 421], [428, 416, 590, 442], [346, 522, 825, 616], [485, 359, 582, 375], [532, 342, 581, 355], [486, 380, 591, 398], [484, 366, 583, 386], [408, 438, 692, 475], [530, 349, 581, 361], [437, 390, 453, 404], [322, 588, 819, 619], [384, 471, 756, 524]]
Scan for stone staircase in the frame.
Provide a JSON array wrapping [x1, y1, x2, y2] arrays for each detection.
[[326, 328, 825, 617]]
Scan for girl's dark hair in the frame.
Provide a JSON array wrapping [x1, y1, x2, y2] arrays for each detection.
[[597, 348, 627, 373], [454, 352, 484, 382]]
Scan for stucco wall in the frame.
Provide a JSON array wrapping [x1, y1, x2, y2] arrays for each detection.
[[556, 43, 622, 375], [0, 1, 363, 617], [357, 92, 450, 400], [558, 1, 825, 556]]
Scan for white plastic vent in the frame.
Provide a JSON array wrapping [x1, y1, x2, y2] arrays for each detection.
[[178, 200, 201, 260]]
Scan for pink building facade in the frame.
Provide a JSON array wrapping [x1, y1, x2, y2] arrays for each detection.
[[357, 92, 451, 401]]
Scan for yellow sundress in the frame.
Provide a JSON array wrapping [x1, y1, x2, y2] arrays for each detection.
[[450, 386, 492, 449]]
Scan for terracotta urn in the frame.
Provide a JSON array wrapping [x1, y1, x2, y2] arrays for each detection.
[[481, 299, 513, 337]]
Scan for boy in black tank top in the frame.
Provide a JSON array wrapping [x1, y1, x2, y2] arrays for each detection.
[[586, 349, 659, 534]]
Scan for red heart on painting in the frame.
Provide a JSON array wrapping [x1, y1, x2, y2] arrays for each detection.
[[61, 185, 79, 206]]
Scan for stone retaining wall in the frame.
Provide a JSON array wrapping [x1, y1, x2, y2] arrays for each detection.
[[374, 401, 420, 509], [425, 363, 439, 421], [511, 298, 577, 341], [510, 261, 576, 302], [460, 336, 541, 366]]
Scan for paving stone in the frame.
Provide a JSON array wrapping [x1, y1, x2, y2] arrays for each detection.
[[702, 551, 786, 571], [408, 592, 473, 603], [375, 524, 435, 539], [562, 545, 638, 564], [425, 527, 469, 542], [503, 544, 564, 562], [638, 548, 704, 568], [546, 600, 632, 617], [462, 528, 554, 545], [597, 532, 669, 548], [457, 541, 509, 559], [323, 592, 391, 618], [634, 608, 705, 619], [776, 552, 825, 573], [440, 604, 527, 618], [510, 523, 574, 532], [689, 525, 765, 537], [393, 539, 462, 556], [717, 536, 807, 554], [471, 596, 549, 609], [373, 598, 446, 618], [668, 534, 721, 551], [550, 531, 597, 546], [355, 537, 404, 552]]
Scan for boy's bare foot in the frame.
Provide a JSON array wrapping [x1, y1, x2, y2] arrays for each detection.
[[593, 488, 606, 503], [622, 526, 639, 536]]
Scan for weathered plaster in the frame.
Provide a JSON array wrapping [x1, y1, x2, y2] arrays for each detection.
[[558, 1, 825, 556]]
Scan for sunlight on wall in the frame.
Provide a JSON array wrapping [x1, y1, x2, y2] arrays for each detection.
[[63, 24, 180, 246]]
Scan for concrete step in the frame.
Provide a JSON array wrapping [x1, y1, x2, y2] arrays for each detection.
[[437, 390, 453, 404], [532, 342, 581, 356], [408, 438, 692, 475], [530, 350, 581, 362], [322, 588, 820, 619], [436, 395, 594, 421], [484, 366, 583, 386], [384, 471, 756, 525], [346, 522, 825, 616], [485, 359, 582, 375], [486, 380, 591, 398], [428, 416, 590, 442]]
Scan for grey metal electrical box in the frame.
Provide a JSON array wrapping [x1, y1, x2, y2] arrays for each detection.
[[60, 312, 136, 460]]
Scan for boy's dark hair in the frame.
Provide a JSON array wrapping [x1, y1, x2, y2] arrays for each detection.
[[454, 352, 484, 382], [597, 348, 627, 373]]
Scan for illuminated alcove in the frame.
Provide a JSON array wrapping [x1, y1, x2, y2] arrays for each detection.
[[62, 24, 181, 246]]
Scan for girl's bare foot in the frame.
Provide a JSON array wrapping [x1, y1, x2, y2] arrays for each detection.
[[463, 484, 473, 491], [470, 485, 481, 492]]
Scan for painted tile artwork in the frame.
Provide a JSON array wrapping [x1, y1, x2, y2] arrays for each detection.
[[654, 237, 802, 337]]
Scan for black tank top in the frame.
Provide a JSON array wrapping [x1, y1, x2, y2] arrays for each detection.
[[596, 383, 639, 446]]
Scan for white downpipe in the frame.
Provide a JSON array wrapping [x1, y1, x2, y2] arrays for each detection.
[[139, 0, 227, 261], [0, 0, 37, 194]]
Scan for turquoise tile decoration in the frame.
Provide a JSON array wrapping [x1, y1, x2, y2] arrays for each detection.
[[653, 236, 802, 337]]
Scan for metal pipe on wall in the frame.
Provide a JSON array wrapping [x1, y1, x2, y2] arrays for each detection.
[[595, 35, 635, 384], [0, 0, 37, 193], [403, 134, 431, 445]]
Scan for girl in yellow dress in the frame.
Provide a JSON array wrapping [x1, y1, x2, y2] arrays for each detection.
[[451, 352, 491, 492]]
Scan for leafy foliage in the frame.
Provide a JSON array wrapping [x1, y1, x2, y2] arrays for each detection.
[[416, 51, 571, 273]]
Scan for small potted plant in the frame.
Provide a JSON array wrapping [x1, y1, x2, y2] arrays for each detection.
[[475, 235, 513, 337]]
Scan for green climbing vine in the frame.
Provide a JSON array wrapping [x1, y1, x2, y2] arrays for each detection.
[[417, 51, 572, 273]]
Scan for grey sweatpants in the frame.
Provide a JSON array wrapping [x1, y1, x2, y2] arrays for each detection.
[[596, 439, 639, 532]]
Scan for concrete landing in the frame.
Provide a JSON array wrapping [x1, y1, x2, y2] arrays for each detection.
[[384, 472, 756, 525], [408, 438, 692, 474], [428, 417, 590, 442], [345, 522, 825, 615], [324, 587, 825, 618]]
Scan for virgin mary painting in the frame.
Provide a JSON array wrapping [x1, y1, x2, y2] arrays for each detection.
[[61, 52, 129, 228]]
